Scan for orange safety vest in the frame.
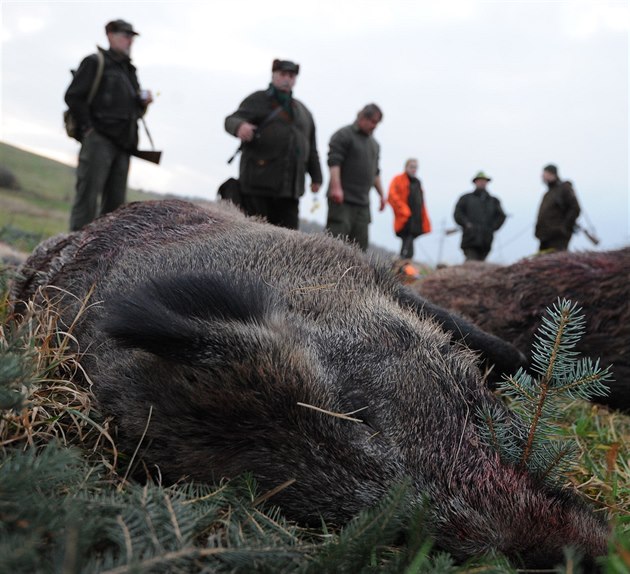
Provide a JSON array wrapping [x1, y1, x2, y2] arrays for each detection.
[[387, 172, 432, 235]]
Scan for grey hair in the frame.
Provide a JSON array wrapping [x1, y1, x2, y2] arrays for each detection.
[[358, 103, 383, 121]]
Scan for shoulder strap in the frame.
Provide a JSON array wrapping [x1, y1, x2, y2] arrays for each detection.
[[87, 49, 105, 104], [259, 106, 284, 129]]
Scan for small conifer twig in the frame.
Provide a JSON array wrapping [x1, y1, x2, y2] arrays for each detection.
[[478, 298, 611, 484], [252, 478, 297, 507], [520, 304, 572, 469], [501, 373, 537, 402], [164, 492, 184, 544], [520, 382, 549, 469]]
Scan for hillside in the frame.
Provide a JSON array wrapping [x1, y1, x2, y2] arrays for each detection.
[[0, 142, 398, 262], [0, 141, 163, 252]]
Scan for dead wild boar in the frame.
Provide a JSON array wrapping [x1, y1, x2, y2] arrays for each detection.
[[11, 199, 608, 568], [413, 249, 630, 411]]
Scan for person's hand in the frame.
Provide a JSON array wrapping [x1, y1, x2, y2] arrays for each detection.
[[311, 182, 321, 193], [379, 195, 387, 212], [329, 183, 344, 204], [237, 122, 257, 142], [138, 90, 153, 113]]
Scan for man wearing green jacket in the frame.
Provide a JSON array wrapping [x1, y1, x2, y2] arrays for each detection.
[[225, 59, 322, 229], [535, 164, 581, 252], [325, 104, 386, 251], [64, 19, 153, 231], [453, 171, 506, 261]]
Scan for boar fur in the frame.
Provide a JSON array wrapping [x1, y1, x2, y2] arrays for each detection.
[[413, 249, 630, 411], [11, 199, 608, 568]]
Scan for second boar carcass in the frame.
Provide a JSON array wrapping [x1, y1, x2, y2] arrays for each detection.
[[12, 200, 608, 569], [413, 248, 630, 411]]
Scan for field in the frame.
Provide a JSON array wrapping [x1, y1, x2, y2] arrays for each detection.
[[0, 141, 162, 252]]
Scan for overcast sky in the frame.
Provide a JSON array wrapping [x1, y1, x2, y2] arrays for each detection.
[[1, 0, 628, 264]]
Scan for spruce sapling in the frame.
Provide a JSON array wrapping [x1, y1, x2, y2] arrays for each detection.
[[478, 298, 613, 486]]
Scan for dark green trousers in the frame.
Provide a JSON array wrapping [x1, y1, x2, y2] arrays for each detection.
[[326, 200, 371, 251], [70, 130, 130, 231], [539, 237, 570, 252], [240, 195, 299, 230], [463, 247, 490, 261]]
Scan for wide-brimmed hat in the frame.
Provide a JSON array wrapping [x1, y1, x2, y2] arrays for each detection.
[[472, 171, 491, 183], [105, 19, 139, 36], [272, 59, 300, 74]]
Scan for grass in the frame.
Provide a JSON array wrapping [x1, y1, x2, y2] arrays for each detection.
[[562, 402, 630, 562], [0, 141, 163, 252], [1, 263, 629, 573]]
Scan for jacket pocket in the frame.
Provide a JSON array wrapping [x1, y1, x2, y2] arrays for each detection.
[[247, 157, 285, 191]]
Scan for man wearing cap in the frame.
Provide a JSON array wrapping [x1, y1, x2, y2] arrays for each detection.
[[535, 164, 581, 252], [453, 171, 506, 261], [224, 59, 322, 229], [65, 19, 153, 231], [325, 103, 386, 251]]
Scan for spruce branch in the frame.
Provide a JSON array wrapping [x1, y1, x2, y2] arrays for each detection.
[[478, 298, 612, 486], [305, 480, 414, 573]]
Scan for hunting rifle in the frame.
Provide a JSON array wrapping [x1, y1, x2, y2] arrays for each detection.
[[133, 117, 162, 164], [575, 223, 600, 245], [227, 106, 284, 164]]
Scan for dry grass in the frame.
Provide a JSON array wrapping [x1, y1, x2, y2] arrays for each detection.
[[562, 401, 630, 548], [1, 279, 629, 570], [0, 287, 119, 477]]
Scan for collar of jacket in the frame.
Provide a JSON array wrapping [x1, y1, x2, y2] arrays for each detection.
[[267, 84, 293, 102], [351, 121, 370, 137], [99, 45, 133, 65], [473, 188, 490, 198], [547, 179, 562, 191]]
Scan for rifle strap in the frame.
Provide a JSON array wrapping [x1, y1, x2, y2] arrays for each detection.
[[87, 49, 105, 104], [226, 106, 283, 165], [140, 117, 156, 150]]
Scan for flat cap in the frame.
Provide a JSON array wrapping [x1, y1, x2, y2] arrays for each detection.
[[105, 19, 139, 36], [272, 59, 300, 74]]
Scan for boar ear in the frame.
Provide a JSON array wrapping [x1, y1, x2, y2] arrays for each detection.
[[394, 286, 527, 377], [100, 273, 281, 365]]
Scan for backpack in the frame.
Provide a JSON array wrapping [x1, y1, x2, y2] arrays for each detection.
[[217, 177, 242, 207], [63, 50, 105, 141]]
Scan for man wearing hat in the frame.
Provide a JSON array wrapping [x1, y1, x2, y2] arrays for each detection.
[[65, 19, 153, 231], [535, 164, 581, 252], [224, 59, 322, 229], [453, 171, 506, 261]]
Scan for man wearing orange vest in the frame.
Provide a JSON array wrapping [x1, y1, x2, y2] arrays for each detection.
[[387, 158, 432, 260]]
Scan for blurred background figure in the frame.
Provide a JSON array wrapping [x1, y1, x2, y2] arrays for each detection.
[[535, 164, 581, 253], [453, 171, 506, 261], [224, 59, 322, 230], [326, 103, 386, 251], [387, 158, 431, 261], [64, 19, 153, 231]]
